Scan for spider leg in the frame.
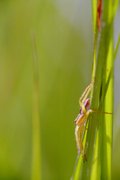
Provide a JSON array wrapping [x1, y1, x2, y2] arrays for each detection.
[[75, 125, 85, 154], [75, 109, 93, 158], [79, 82, 93, 104], [79, 82, 93, 113], [79, 101, 86, 114]]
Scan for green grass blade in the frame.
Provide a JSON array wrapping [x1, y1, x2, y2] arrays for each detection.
[[72, 0, 115, 179], [32, 34, 41, 180]]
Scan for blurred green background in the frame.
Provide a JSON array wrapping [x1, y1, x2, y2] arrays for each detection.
[[0, 0, 120, 180]]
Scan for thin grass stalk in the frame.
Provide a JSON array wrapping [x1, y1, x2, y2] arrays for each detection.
[[32, 35, 41, 180]]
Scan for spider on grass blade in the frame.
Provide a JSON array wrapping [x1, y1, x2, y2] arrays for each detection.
[[74, 82, 112, 161]]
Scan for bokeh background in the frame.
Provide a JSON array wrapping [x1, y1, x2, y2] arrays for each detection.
[[0, 0, 119, 180]]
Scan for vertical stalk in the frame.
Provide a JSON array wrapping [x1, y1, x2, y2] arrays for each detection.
[[32, 35, 41, 180], [101, 1, 113, 178], [98, 1, 113, 179], [73, 0, 114, 179]]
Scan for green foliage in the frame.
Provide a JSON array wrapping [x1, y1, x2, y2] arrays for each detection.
[[73, 0, 120, 179], [0, 0, 92, 179], [0, 0, 119, 180]]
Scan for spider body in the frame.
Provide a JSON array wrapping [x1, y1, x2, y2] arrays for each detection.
[[74, 84, 93, 158], [74, 82, 112, 159]]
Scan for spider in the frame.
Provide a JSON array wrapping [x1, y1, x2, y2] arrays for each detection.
[[74, 82, 112, 160], [74, 83, 93, 160]]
